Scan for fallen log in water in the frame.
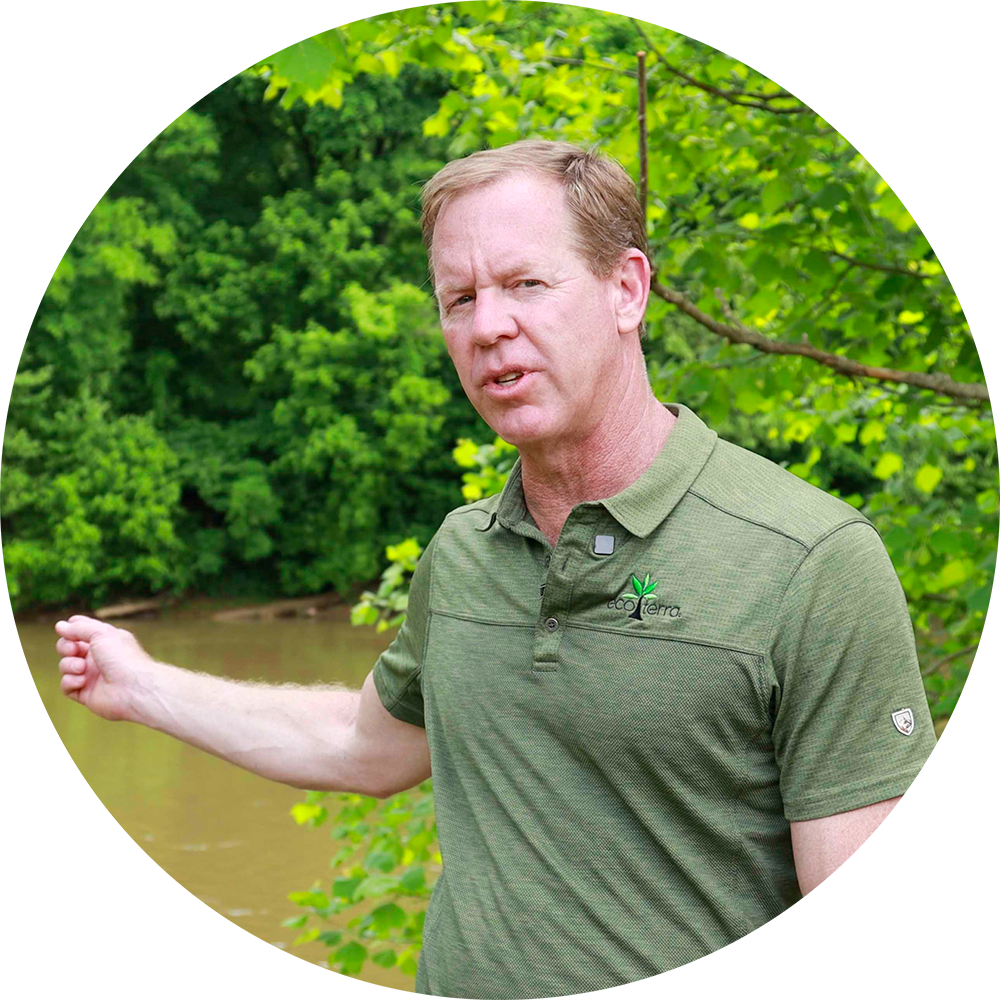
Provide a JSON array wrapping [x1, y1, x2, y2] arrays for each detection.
[[94, 598, 166, 619], [211, 593, 343, 622]]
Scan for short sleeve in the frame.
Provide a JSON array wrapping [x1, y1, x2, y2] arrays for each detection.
[[371, 533, 437, 729], [769, 520, 936, 821]]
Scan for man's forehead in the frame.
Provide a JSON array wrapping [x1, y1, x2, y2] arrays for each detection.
[[431, 173, 580, 283]]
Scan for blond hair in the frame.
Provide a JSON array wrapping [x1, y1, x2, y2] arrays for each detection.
[[420, 139, 649, 286]]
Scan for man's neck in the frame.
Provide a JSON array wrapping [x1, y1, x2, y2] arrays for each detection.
[[519, 391, 676, 548]]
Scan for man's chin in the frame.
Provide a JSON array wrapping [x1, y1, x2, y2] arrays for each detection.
[[479, 409, 560, 451]]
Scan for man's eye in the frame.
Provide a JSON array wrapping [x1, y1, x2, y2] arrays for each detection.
[[519, 279, 542, 288], [452, 294, 474, 307]]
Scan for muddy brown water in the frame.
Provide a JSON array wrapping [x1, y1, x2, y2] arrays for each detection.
[[18, 600, 413, 992]]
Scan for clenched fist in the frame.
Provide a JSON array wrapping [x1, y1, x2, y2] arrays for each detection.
[[55, 615, 155, 723]]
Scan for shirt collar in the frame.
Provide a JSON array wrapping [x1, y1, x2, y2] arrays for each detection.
[[495, 403, 718, 538]]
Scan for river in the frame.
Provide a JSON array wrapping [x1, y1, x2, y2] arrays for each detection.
[[18, 600, 414, 992]]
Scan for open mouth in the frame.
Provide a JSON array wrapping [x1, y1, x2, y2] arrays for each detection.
[[494, 372, 524, 385]]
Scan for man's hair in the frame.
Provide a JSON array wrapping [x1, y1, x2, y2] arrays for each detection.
[[420, 139, 649, 287]]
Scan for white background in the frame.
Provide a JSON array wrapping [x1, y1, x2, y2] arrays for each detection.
[[0, 0, 1000, 1000]]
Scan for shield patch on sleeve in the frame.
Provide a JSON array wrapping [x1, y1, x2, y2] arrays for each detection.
[[891, 708, 915, 736]]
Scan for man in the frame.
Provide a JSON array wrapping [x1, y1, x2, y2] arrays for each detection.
[[56, 140, 936, 998]]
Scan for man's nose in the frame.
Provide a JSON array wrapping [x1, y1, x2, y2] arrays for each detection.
[[470, 289, 518, 346]]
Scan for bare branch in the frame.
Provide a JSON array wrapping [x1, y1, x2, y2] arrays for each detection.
[[649, 280, 990, 403], [783, 261, 857, 335], [547, 56, 638, 79], [629, 19, 811, 115], [784, 241, 933, 279], [922, 643, 979, 677], [637, 51, 648, 220]]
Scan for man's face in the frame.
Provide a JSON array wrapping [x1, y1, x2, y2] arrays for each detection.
[[431, 172, 628, 451]]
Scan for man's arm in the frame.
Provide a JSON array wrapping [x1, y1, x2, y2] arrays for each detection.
[[55, 615, 430, 797], [791, 797, 904, 992]]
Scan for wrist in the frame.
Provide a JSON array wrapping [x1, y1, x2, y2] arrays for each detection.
[[128, 657, 174, 729]]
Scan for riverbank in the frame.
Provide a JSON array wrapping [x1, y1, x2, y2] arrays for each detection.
[[13, 582, 380, 628]]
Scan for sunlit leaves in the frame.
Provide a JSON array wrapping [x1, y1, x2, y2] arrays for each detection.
[[914, 464, 944, 494], [873, 452, 904, 480]]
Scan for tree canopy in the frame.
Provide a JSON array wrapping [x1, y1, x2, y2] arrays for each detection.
[[3, 60, 492, 608]]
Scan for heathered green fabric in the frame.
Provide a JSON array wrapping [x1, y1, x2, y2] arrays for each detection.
[[373, 403, 935, 999]]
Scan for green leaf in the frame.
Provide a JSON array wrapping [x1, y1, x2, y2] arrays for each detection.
[[802, 250, 830, 278], [735, 388, 767, 414], [347, 21, 382, 42], [929, 532, 966, 556], [914, 464, 943, 494], [750, 253, 781, 286], [266, 38, 339, 90], [365, 850, 397, 873], [371, 903, 406, 933], [356, 873, 400, 897], [288, 889, 329, 909], [290, 802, 327, 825], [761, 178, 793, 213], [334, 941, 368, 976], [873, 452, 903, 480], [399, 866, 426, 892], [937, 559, 972, 589], [682, 248, 715, 276], [332, 877, 362, 901], [860, 420, 887, 446], [372, 949, 398, 969], [632, 574, 643, 596], [811, 183, 850, 210]]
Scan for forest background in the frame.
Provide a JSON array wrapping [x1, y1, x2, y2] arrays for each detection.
[[3, 0, 996, 981]]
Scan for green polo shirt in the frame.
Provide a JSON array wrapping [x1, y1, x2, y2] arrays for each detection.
[[373, 402, 935, 999]]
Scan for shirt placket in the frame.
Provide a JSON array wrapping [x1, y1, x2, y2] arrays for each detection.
[[533, 508, 597, 672]]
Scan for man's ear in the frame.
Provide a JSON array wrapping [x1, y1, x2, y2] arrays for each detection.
[[613, 249, 651, 336]]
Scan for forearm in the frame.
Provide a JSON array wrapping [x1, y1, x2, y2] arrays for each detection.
[[134, 660, 364, 791]]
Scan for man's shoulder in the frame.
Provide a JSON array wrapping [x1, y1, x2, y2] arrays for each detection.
[[690, 435, 871, 550]]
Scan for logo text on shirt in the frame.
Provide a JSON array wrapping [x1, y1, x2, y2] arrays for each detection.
[[610, 573, 681, 621]]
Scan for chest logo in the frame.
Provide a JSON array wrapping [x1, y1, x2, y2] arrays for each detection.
[[608, 573, 681, 621], [891, 708, 915, 736]]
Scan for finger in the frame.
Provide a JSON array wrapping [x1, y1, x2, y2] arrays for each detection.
[[61, 672, 87, 693], [59, 656, 88, 675], [56, 618, 110, 642], [56, 638, 87, 658]]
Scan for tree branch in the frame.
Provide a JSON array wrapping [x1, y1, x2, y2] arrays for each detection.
[[629, 19, 810, 115], [637, 50, 648, 220], [786, 242, 933, 279], [783, 261, 857, 335], [922, 643, 979, 677], [547, 56, 638, 79], [648, 280, 990, 403]]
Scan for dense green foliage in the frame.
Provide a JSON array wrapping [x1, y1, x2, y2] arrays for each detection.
[[278, 0, 1000, 974], [3, 66, 491, 609], [251, 0, 994, 722]]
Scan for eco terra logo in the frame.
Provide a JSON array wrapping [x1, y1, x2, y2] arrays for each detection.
[[609, 573, 680, 621]]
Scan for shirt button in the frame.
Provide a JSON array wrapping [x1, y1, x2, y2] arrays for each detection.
[[544, 555, 551, 567], [545, 617, 559, 632]]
